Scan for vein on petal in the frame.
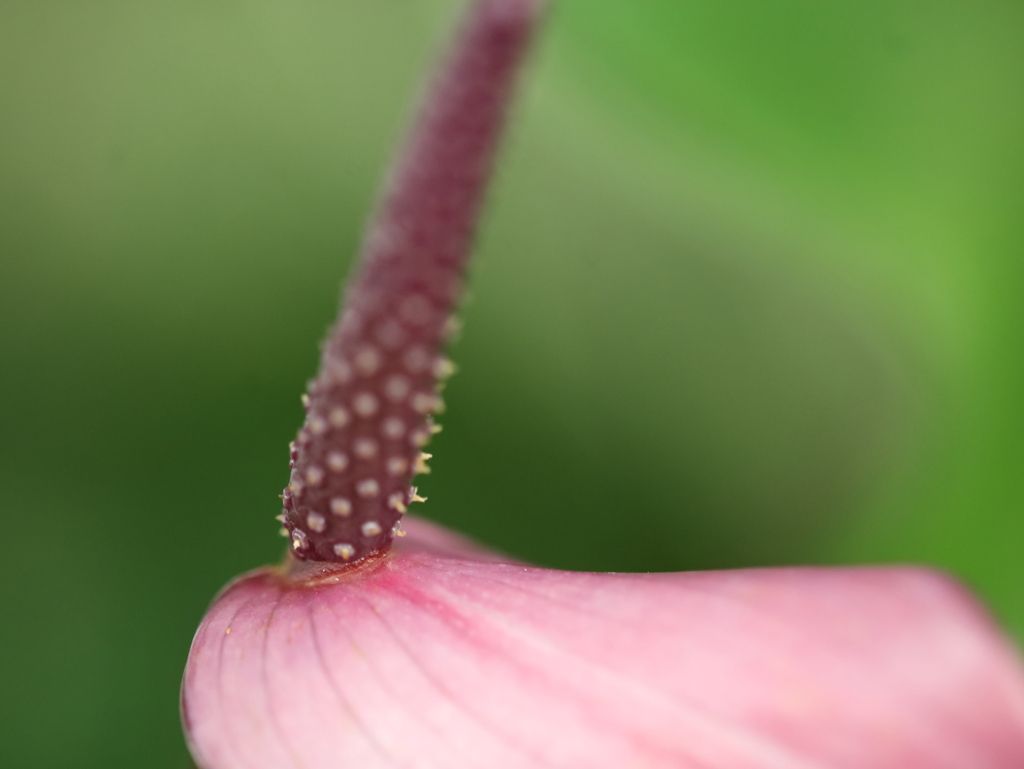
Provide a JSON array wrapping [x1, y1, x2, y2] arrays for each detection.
[[305, 596, 401, 768], [378, 574, 698, 767], [409, 557, 1024, 768], [260, 590, 303, 769], [419, 571, 824, 769], [352, 584, 554, 769], [215, 589, 272, 769], [314, 591, 471, 768]]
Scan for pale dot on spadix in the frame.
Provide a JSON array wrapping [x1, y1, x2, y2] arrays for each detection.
[[385, 375, 411, 402], [330, 497, 352, 517], [332, 543, 355, 560], [354, 346, 381, 376], [356, 479, 380, 498], [327, 452, 349, 472], [354, 438, 378, 459], [404, 346, 430, 373], [353, 392, 379, 417], [329, 407, 350, 429]]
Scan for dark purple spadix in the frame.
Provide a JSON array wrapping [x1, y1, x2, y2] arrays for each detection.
[[281, 0, 545, 563]]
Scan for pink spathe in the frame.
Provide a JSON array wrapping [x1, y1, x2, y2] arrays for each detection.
[[182, 517, 1024, 768]]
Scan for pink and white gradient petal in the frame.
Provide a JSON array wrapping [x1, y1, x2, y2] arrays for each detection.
[[183, 517, 1024, 769]]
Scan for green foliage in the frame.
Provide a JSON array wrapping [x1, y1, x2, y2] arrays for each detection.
[[1, 1, 1021, 766]]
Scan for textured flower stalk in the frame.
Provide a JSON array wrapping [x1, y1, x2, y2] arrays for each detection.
[[282, 0, 546, 564], [183, 1, 1024, 767]]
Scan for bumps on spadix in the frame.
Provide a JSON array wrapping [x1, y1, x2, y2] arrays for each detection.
[[279, 0, 543, 563], [283, 339, 449, 563]]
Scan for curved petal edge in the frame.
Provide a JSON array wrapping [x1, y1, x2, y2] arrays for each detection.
[[182, 517, 1024, 769]]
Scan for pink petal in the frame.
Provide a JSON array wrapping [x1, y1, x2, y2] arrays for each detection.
[[183, 518, 1024, 768]]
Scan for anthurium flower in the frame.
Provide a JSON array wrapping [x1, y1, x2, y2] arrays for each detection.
[[182, 0, 1024, 767]]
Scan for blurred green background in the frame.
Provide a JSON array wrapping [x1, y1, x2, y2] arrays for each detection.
[[1, 1, 1022, 765]]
